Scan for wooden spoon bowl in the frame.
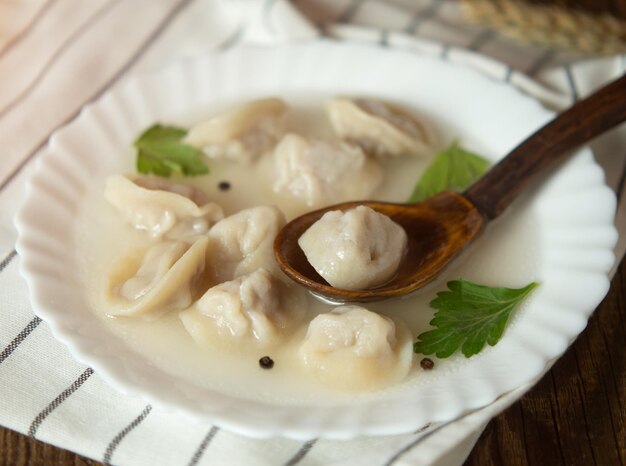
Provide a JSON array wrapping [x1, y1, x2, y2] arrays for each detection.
[[275, 192, 484, 302]]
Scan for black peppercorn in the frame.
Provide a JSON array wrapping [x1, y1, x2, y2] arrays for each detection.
[[259, 356, 274, 369], [218, 181, 231, 191], [420, 358, 434, 370]]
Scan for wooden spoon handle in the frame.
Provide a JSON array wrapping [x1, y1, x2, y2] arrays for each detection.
[[464, 74, 626, 220]]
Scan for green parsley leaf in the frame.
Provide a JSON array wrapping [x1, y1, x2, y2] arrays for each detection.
[[414, 279, 538, 358], [134, 124, 208, 177], [407, 141, 489, 202]]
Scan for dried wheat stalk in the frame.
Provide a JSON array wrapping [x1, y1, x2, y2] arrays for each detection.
[[460, 0, 626, 54]]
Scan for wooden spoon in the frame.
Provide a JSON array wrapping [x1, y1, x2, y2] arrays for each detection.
[[274, 75, 626, 303]]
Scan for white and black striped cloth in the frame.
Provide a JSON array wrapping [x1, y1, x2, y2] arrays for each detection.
[[1, 1, 624, 465]]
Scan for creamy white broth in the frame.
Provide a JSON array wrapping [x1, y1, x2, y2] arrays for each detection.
[[76, 100, 541, 404]]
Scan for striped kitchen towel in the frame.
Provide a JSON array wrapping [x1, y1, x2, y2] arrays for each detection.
[[0, 1, 624, 465]]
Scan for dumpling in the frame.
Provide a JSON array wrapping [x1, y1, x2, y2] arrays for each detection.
[[325, 97, 437, 158], [104, 174, 224, 239], [132, 175, 208, 204], [185, 98, 287, 163], [107, 237, 209, 318], [180, 268, 306, 346], [298, 206, 407, 290], [205, 205, 285, 283], [272, 133, 383, 207], [299, 305, 413, 390]]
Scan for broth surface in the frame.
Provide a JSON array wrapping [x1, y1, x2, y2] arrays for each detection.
[[77, 101, 541, 404]]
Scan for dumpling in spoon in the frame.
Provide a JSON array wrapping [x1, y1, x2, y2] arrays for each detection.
[[185, 98, 287, 163], [299, 206, 407, 290], [107, 237, 209, 319], [104, 174, 223, 239], [299, 305, 413, 390], [205, 205, 286, 283], [325, 97, 437, 158], [273, 133, 383, 207], [180, 268, 306, 346]]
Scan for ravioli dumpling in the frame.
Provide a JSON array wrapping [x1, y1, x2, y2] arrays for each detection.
[[107, 237, 209, 319], [205, 205, 286, 283], [325, 98, 437, 158], [272, 133, 382, 207], [180, 268, 306, 346], [298, 206, 407, 290], [299, 305, 413, 390], [185, 98, 287, 163], [104, 174, 224, 239]]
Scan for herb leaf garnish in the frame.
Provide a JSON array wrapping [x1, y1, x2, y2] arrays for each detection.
[[135, 124, 208, 177], [408, 141, 489, 202], [414, 279, 538, 358]]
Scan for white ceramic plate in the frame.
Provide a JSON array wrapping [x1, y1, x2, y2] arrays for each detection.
[[15, 41, 617, 440]]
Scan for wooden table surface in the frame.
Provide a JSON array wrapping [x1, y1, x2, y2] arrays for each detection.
[[1, 259, 624, 466]]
